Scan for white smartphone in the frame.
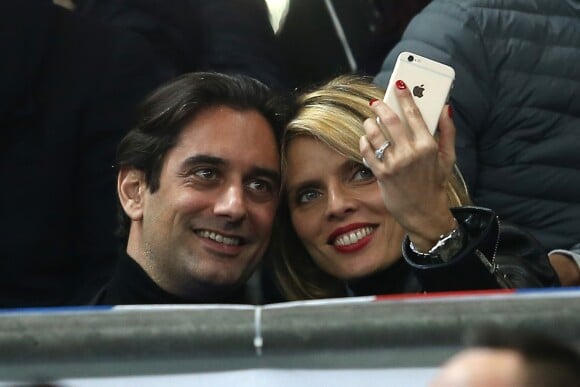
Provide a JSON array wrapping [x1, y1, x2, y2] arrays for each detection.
[[382, 51, 455, 135]]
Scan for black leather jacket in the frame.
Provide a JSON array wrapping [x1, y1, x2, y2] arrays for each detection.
[[347, 207, 560, 296]]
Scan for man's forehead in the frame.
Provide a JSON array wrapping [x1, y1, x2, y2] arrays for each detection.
[[178, 106, 276, 144], [168, 107, 280, 173]]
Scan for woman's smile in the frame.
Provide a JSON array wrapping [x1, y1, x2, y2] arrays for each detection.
[[328, 223, 377, 252]]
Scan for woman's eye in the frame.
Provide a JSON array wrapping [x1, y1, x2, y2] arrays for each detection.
[[352, 166, 375, 181], [298, 190, 321, 204]]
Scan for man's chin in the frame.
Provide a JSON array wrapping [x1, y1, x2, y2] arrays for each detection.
[[200, 257, 259, 285]]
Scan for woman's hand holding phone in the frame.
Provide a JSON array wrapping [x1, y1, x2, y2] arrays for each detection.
[[359, 80, 457, 253], [383, 52, 455, 135]]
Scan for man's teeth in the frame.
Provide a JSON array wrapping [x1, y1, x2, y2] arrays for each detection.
[[197, 230, 240, 246], [334, 227, 374, 246]]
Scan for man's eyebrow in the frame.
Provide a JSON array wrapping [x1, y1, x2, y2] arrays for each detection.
[[180, 155, 226, 169]]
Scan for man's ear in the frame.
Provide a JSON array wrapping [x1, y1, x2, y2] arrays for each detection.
[[118, 168, 147, 221]]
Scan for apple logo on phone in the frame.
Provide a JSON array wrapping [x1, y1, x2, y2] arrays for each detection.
[[413, 84, 425, 98]]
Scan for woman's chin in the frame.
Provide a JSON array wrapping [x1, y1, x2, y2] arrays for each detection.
[[329, 257, 398, 281], [331, 264, 380, 281]]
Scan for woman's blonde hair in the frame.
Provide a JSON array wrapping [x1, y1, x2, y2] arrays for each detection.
[[274, 75, 471, 300]]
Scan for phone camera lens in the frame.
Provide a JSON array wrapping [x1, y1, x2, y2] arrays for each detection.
[[407, 55, 414, 62]]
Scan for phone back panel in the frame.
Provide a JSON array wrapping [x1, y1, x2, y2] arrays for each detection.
[[382, 52, 455, 134]]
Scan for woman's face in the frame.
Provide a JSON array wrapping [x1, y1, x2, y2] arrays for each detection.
[[285, 136, 406, 280]]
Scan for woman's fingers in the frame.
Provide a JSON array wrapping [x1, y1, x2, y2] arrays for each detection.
[[360, 99, 397, 166], [360, 119, 389, 167], [366, 80, 432, 154], [363, 106, 390, 150], [390, 79, 429, 138], [362, 89, 456, 173], [437, 104, 457, 167], [370, 90, 415, 143]]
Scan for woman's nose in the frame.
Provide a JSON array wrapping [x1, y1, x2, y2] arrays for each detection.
[[325, 183, 357, 219]]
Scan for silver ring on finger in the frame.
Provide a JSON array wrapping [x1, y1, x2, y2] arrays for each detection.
[[374, 140, 392, 161]]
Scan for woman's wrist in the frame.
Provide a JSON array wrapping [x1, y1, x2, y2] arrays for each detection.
[[407, 212, 457, 252], [409, 217, 466, 263]]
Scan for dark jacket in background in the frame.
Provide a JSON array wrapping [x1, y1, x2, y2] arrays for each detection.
[[0, 0, 168, 307], [77, 0, 286, 90], [374, 0, 580, 252], [277, 0, 431, 90]]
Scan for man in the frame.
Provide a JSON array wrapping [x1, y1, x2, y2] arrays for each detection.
[[430, 327, 580, 387], [93, 72, 289, 304]]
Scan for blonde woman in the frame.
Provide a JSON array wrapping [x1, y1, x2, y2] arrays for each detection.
[[274, 75, 559, 300]]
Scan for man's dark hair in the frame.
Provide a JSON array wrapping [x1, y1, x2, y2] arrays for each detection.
[[116, 71, 289, 241], [466, 326, 580, 387]]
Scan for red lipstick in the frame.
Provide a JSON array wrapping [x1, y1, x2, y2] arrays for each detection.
[[328, 223, 376, 254]]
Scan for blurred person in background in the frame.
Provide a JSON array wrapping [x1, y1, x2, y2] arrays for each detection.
[[0, 0, 168, 307], [76, 0, 286, 90], [431, 326, 580, 387], [276, 0, 432, 89]]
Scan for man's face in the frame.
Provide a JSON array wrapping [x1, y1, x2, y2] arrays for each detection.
[[133, 105, 280, 298]]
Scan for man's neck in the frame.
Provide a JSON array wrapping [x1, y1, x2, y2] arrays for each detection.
[[124, 249, 244, 304]]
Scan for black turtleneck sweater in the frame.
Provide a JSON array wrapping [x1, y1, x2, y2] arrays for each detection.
[[346, 258, 422, 297], [92, 252, 246, 305]]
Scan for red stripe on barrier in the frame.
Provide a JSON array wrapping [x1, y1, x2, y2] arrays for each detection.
[[374, 288, 516, 302]]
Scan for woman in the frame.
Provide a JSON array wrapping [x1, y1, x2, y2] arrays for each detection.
[[274, 75, 559, 300]]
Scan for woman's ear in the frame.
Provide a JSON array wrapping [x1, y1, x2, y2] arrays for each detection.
[[117, 168, 146, 221]]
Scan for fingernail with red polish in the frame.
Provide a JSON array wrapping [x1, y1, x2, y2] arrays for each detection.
[[448, 105, 454, 119], [396, 80, 406, 90], [369, 98, 379, 106]]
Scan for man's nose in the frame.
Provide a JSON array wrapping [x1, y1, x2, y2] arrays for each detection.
[[213, 184, 247, 222]]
